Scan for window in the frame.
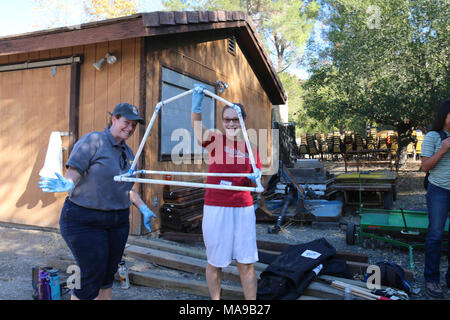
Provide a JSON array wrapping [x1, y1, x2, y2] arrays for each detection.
[[160, 67, 215, 160]]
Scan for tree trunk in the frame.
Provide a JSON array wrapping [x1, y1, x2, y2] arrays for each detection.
[[395, 122, 415, 169]]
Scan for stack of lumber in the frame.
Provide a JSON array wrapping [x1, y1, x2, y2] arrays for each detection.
[[159, 185, 204, 233], [355, 132, 364, 152], [306, 134, 319, 156], [318, 133, 328, 154], [326, 133, 334, 155], [332, 132, 342, 153], [344, 131, 354, 153], [45, 233, 414, 300], [119, 233, 413, 300], [366, 128, 378, 150], [298, 134, 309, 156]]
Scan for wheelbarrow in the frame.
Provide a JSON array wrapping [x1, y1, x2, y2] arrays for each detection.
[[346, 207, 449, 269]]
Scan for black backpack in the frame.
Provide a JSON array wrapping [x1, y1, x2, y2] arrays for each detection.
[[364, 260, 412, 294], [423, 130, 448, 190]]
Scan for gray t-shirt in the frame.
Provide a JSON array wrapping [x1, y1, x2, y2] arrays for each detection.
[[421, 130, 450, 190], [66, 128, 135, 210]]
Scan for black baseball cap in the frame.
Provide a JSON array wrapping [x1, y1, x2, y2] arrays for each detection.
[[109, 103, 144, 125]]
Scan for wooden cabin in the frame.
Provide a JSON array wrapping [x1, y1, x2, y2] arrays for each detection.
[[0, 11, 286, 235]]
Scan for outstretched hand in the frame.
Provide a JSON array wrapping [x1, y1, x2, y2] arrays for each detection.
[[139, 204, 157, 232], [191, 84, 206, 114], [38, 173, 75, 193]]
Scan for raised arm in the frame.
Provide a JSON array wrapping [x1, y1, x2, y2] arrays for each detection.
[[191, 84, 213, 144]]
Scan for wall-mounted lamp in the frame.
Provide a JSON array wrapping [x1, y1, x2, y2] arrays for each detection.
[[93, 53, 117, 71], [216, 80, 229, 93]]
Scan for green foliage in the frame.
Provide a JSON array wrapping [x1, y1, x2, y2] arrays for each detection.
[[304, 0, 449, 142], [161, 0, 319, 72]]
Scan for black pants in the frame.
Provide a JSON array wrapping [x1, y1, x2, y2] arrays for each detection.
[[59, 198, 129, 300]]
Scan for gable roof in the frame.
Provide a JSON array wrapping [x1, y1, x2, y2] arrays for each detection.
[[0, 11, 286, 104]]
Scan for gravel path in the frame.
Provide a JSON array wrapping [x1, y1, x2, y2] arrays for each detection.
[[0, 161, 448, 300]]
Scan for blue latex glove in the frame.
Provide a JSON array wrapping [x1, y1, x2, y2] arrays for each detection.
[[38, 173, 75, 193], [139, 204, 157, 232], [191, 84, 206, 114], [249, 168, 262, 184]]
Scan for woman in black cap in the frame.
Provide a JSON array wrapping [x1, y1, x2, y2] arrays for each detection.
[[39, 103, 156, 300]]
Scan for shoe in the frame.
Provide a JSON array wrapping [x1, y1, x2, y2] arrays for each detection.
[[425, 282, 444, 299]]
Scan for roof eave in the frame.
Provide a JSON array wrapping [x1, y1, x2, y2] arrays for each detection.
[[0, 11, 286, 104]]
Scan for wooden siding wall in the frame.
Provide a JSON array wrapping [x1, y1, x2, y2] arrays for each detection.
[[0, 39, 143, 234], [145, 35, 273, 232]]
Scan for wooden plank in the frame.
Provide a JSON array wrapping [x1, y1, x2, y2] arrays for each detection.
[[319, 275, 391, 291], [303, 281, 345, 299], [124, 245, 242, 282], [79, 44, 96, 136], [93, 42, 108, 131], [126, 244, 351, 300], [47, 243, 349, 300], [0, 20, 148, 56], [161, 232, 369, 263], [69, 61, 80, 154], [126, 238, 268, 271], [334, 184, 393, 191], [126, 269, 244, 300], [106, 40, 122, 108]]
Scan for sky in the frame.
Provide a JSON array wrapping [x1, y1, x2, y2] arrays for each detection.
[[0, 0, 312, 79], [0, 0, 164, 37]]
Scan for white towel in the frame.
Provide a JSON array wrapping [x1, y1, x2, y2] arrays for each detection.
[[39, 131, 63, 179]]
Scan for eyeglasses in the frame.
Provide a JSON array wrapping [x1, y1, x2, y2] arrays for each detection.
[[120, 150, 127, 170], [223, 118, 240, 124]]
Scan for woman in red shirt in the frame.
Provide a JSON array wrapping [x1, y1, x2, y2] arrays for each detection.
[[191, 85, 262, 300]]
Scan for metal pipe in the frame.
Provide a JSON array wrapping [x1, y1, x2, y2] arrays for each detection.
[[114, 175, 264, 193], [138, 170, 253, 177], [129, 89, 195, 173], [124, 86, 263, 191]]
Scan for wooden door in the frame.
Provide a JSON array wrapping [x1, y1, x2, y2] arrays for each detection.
[[0, 65, 71, 228]]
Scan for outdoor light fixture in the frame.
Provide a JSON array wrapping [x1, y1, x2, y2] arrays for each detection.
[[93, 53, 117, 71], [216, 80, 229, 93]]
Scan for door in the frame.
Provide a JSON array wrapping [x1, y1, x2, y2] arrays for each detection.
[[0, 65, 71, 228]]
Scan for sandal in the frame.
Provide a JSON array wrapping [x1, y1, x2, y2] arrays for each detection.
[[425, 282, 443, 298]]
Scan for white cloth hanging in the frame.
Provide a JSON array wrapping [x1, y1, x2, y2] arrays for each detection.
[[39, 131, 63, 179]]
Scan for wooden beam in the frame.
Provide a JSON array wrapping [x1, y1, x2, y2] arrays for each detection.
[[69, 60, 81, 154], [127, 237, 268, 271], [126, 269, 244, 300], [0, 20, 147, 57], [161, 232, 369, 263], [124, 245, 242, 282]]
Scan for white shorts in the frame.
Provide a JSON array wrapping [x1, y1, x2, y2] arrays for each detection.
[[202, 205, 258, 268]]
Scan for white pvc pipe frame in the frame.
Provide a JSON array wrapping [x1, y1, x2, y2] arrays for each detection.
[[113, 88, 264, 193]]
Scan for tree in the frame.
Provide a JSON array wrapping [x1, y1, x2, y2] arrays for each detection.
[[31, 0, 139, 29], [304, 0, 450, 159], [162, 0, 320, 132], [84, 0, 138, 20], [162, 0, 319, 72]]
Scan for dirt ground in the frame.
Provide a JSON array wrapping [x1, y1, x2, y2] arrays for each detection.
[[0, 159, 448, 300]]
